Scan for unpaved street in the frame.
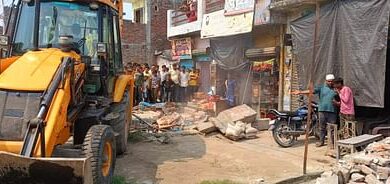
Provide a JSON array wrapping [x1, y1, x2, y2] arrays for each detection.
[[115, 131, 334, 184]]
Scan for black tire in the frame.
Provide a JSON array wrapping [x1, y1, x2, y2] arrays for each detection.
[[272, 120, 295, 148], [110, 89, 130, 155], [82, 125, 116, 184]]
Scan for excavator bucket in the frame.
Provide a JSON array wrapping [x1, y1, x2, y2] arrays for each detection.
[[0, 151, 92, 184]]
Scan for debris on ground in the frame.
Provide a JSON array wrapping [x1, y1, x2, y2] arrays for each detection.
[[157, 112, 181, 129], [212, 104, 258, 141], [129, 131, 172, 144], [132, 102, 259, 140], [132, 110, 162, 123], [316, 137, 390, 184]]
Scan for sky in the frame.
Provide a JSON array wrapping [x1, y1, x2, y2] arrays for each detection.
[[1, 0, 134, 21], [123, 2, 133, 21]]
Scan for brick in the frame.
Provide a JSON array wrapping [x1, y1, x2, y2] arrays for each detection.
[[359, 165, 375, 175], [376, 166, 390, 180], [350, 173, 365, 182], [365, 174, 383, 184], [353, 155, 373, 165], [121, 0, 173, 64]]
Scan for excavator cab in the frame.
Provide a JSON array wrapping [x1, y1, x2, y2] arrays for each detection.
[[0, 0, 133, 183]]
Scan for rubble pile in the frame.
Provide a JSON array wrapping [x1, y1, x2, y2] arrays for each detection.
[[316, 137, 390, 184], [132, 102, 260, 141], [212, 104, 259, 141]]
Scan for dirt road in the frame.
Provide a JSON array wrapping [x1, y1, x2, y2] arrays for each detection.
[[115, 131, 334, 184]]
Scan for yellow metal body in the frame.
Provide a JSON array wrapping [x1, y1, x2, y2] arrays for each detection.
[[0, 49, 81, 91], [0, 0, 130, 183], [0, 48, 133, 157], [0, 57, 19, 73], [0, 48, 84, 156]]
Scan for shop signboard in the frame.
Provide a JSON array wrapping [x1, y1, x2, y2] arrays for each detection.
[[224, 0, 255, 16], [254, 0, 270, 25], [201, 10, 253, 38], [171, 37, 192, 60]]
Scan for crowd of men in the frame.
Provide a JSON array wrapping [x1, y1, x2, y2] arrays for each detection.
[[125, 63, 200, 105]]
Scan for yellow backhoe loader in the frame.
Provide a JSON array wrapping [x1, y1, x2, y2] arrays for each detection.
[[0, 0, 133, 183]]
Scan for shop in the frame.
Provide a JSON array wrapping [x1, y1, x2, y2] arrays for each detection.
[[246, 47, 280, 118]]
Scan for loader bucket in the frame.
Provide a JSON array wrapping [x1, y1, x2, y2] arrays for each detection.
[[0, 151, 92, 184]]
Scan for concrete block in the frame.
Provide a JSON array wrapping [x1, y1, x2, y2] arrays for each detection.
[[353, 155, 373, 165], [350, 173, 365, 182], [217, 104, 257, 124], [365, 174, 383, 184], [197, 122, 217, 134], [360, 165, 375, 175]]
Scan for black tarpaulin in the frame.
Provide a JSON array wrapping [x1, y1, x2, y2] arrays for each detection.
[[209, 34, 252, 71], [291, 0, 390, 108]]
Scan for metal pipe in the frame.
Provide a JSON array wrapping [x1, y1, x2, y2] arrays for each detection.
[[9, 0, 21, 55], [4, 0, 16, 35], [32, 0, 41, 51]]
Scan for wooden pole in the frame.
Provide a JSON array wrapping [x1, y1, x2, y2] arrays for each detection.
[[303, 1, 320, 175]]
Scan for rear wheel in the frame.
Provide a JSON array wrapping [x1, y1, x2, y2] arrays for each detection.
[[82, 125, 116, 184], [110, 89, 130, 155], [272, 120, 295, 148]]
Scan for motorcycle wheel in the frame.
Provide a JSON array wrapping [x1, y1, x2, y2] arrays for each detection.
[[272, 120, 295, 148]]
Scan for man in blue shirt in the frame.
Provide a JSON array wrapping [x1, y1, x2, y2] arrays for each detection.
[[292, 74, 337, 147]]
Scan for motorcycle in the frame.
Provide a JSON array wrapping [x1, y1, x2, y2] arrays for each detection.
[[268, 96, 320, 148]]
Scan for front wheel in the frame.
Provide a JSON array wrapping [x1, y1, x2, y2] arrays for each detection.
[[82, 125, 116, 184], [272, 120, 295, 148]]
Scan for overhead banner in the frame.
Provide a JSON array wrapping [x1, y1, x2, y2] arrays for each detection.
[[224, 0, 255, 16], [291, 0, 390, 108], [171, 37, 192, 60], [201, 10, 253, 39], [254, 0, 271, 25]]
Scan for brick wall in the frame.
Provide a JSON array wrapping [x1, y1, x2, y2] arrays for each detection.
[[121, 0, 173, 65], [121, 21, 147, 63], [150, 0, 172, 52]]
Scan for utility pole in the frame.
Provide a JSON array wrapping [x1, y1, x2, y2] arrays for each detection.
[[303, 1, 320, 175], [145, 0, 152, 65]]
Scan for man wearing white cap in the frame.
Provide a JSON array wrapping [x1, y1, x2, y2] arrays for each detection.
[[292, 74, 337, 147]]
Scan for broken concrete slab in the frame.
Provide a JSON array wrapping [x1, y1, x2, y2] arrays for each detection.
[[365, 174, 382, 184], [359, 165, 375, 175], [157, 113, 180, 129], [133, 110, 162, 123], [217, 104, 257, 124], [352, 155, 373, 165], [350, 173, 365, 182], [315, 174, 339, 184], [210, 117, 228, 134], [196, 122, 217, 134], [376, 166, 390, 180]]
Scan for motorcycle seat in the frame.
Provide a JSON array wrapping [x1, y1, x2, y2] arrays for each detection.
[[278, 111, 299, 117]]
